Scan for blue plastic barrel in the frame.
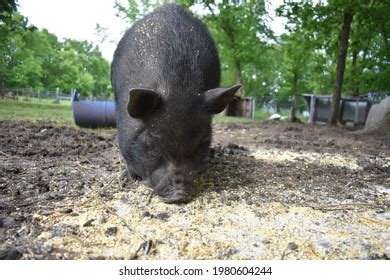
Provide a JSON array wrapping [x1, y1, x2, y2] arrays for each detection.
[[71, 90, 117, 128]]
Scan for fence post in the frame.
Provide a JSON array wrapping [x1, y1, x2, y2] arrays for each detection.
[[252, 98, 255, 119], [309, 95, 316, 124], [55, 88, 60, 103]]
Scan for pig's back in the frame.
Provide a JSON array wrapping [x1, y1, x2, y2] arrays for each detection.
[[111, 4, 220, 103]]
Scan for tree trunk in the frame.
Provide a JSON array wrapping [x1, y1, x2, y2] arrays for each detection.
[[327, 10, 353, 126], [0, 71, 4, 99], [235, 59, 244, 96], [380, 23, 389, 52], [351, 49, 359, 96], [289, 71, 298, 122]]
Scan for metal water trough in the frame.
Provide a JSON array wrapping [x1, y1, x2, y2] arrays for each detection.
[[304, 94, 371, 125], [71, 90, 116, 128]]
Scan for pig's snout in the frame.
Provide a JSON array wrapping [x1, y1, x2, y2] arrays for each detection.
[[153, 173, 193, 203]]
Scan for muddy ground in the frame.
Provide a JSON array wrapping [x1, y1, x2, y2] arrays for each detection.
[[0, 120, 389, 259]]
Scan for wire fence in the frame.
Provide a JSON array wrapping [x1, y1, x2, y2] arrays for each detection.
[[2, 87, 388, 107], [363, 91, 390, 104], [1, 88, 71, 102], [0, 88, 112, 102]]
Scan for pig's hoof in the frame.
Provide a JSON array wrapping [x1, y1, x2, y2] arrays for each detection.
[[123, 169, 141, 181], [118, 170, 129, 188], [119, 169, 142, 188]]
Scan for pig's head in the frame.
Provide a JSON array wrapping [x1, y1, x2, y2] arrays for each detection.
[[127, 85, 241, 203]]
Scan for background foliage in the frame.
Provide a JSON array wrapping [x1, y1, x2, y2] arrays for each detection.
[[0, 1, 110, 97], [1, 0, 389, 111]]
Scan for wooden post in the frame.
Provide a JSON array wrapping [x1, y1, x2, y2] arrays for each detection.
[[251, 98, 255, 119], [354, 97, 359, 125], [309, 95, 316, 124]]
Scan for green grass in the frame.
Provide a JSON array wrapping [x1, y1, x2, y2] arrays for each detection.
[[213, 108, 275, 124], [0, 98, 73, 124], [1, 98, 298, 125], [213, 115, 258, 123], [254, 109, 270, 120]]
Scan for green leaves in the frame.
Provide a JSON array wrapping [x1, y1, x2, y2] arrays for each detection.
[[199, 0, 274, 96], [0, 12, 110, 97], [2, 0, 388, 106], [112, 0, 275, 99], [279, 0, 390, 96]]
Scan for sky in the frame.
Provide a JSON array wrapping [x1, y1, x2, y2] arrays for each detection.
[[18, 0, 287, 61], [18, 0, 127, 60]]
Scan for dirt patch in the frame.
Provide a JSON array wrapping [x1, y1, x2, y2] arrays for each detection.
[[0, 120, 389, 259]]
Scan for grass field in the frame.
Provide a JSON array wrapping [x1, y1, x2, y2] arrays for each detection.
[[0, 98, 281, 125], [0, 98, 73, 124]]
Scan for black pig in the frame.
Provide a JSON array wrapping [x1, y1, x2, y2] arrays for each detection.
[[111, 4, 240, 203]]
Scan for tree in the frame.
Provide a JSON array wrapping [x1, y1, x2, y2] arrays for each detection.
[[61, 39, 110, 96], [328, 8, 353, 126], [277, 31, 313, 121], [0, 0, 17, 21], [278, 0, 390, 125], [114, 0, 274, 98], [345, 1, 390, 95], [192, 0, 273, 96], [0, 9, 111, 97], [0, 12, 31, 89], [0, 0, 28, 93]]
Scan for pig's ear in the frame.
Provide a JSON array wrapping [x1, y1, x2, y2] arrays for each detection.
[[128, 88, 162, 118], [204, 85, 241, 114]]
